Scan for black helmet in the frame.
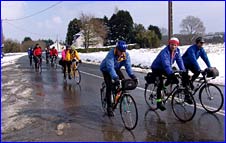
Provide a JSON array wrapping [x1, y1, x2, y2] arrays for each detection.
[[196, 37, 205, 44]]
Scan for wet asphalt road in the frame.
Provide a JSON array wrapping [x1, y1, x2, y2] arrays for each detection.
[[2, 55, 225, 141]]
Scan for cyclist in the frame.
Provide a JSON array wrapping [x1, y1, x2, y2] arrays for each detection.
[[45, 46, 51, 64], [182, 37, 212, 90], [151, 37, 192, 111], [71, 45, 82, 67], [100, 40, 137, 117], [61, 45, 81, 79], [33, 44, 42, 70], [27, 47, 33, 67], [50, 46, 58, 65]]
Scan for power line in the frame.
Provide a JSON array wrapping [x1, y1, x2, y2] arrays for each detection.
[[4, 21, 55, 38], [2, 1, 63, 21]]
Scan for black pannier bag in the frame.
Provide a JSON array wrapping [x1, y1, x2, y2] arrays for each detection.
[[122, 79, 137, 90], [144, 72, 156, 84], [205, 67, 219, 78], [59, 58, 63, 66]]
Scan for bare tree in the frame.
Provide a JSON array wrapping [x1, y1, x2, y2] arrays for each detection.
[[180, 16, 205, 43], [80, 13, 107, 52], [160, 27, 168, 36]]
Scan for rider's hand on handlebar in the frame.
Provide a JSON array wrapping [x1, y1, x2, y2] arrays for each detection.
[[114, 78, 120, 87], [131, 74, 138, 85]]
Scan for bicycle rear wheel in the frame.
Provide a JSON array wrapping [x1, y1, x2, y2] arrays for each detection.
[[199, 83, 224, 113], [144, 83, 158, 110], [54, 60, 57, 69], [171, 89, 196, 122], [120, 93, 138, 130], [37, 62, 42, 74], [100, 82, 107, 113]]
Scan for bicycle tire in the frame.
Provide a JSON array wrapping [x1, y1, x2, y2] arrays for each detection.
[[144, 83, 158, 110], [199, 83, 224, 113], [100, 82, 107, 113], [120, 93, 138, 130], [171, 89, 196, 122], [73, 69, 81, 84], [39, 63, 42, 73]]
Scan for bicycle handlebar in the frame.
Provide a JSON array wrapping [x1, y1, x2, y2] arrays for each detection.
[[112, 79, 138, 90]]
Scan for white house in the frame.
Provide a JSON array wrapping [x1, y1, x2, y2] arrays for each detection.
[[72, 30, 104, 49], [50, 41, 65, 52]]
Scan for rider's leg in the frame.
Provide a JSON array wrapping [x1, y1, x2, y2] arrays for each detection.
[[153, 70, 166, 111], [29, 56, 32, 66], [67, 61, 72, 79], [103, 71, 114, 116], [186, 64, 200, 82], [62, 61, 67, 79], [116, 69, 125, 80], [33, 56, 38, 69], [39, 56, 42, 66]]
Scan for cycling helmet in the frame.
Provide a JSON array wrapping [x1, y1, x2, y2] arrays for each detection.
[[169, 37, 179, 46], [196, 37, 205, 43], [71, 45, 76, 51], [116, 40, 127, 52]]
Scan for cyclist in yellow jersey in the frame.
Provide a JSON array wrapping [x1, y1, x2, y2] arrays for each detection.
[[62, 45, 82, 79]]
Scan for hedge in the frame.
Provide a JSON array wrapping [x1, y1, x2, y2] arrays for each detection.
[[76, 44, 140, 53]]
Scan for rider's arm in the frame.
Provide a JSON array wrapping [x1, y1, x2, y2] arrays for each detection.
[[105, 54, 118, 80], [200, 48, 211, 68], [161, 51, 173, 75], [175, 49, 186, 71], [74, 50, 81, 60], [124, 53, 134, 78], [186, 47, 201, 71], [33, 49, 37, 56], [55, 49, 58, 57]]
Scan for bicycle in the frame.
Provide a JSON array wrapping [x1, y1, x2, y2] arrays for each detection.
[[34, 56, 42, 73], [144, 71, 196, 122], [71, 60, 81, 84], [46, 53, 50, 65], [100, 79, 138, 130], [65, 60, 81, 84], [189, 68, 223, 113], [50, 55, 57, 69]]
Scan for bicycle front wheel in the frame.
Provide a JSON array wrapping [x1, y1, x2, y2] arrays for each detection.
[[73, 69, 81, 84], [199, 83, 224, 113], [144, 83, 158, 110], [171, 89, 196, 122], [120, 94, 138, 130]]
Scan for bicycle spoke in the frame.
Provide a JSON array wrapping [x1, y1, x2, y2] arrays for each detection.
[[120, 94, 138, 130], [172, 90, 196, 122], [199, 83, 223, 113]]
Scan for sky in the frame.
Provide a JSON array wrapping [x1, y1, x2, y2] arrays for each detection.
[[1, 1, 225, 43]]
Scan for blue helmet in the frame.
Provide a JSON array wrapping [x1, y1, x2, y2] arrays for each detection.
[[116, 40, 127, 52]]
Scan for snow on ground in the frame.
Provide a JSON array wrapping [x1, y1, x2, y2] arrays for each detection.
[[79, 43, 225, 85], [1, 52, 28, 67]]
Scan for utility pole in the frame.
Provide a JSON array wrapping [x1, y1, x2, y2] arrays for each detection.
[[168, 1, 173, 40]]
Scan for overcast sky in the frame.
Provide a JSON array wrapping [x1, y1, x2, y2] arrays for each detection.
[[1, 1, 225, 42]]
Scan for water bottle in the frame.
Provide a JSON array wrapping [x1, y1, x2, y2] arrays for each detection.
[[115, 91, 121, 103]]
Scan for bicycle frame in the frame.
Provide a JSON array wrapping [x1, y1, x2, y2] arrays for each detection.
[[190, 72, 213, 96], [162, 84, 181, 104], [111, 88, 123, 110]]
